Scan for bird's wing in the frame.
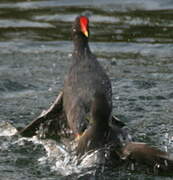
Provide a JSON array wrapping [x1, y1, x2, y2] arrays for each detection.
[[17, 91, 65, 137]]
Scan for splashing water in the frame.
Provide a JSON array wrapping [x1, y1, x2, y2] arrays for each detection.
[[0, 121, 110, 177], [0, 121, 18, 137], [1, 121, 173, 179]]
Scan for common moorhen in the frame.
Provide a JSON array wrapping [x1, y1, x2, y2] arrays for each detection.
[[18, 15, 173, 175], [63, 16, 112, 138]]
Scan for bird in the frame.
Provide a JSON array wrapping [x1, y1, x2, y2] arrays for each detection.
[[63, 16, 112, 140], [18, 15, 173, 174], [18, 15, 126, 153], [17, 16, 122, 141]]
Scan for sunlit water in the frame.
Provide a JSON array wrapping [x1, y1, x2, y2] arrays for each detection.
[[0, 0, 173, 179]]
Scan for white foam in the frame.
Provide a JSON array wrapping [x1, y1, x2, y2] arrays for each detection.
[[11, 135, 98, 176], [0, 121, 18, 137]]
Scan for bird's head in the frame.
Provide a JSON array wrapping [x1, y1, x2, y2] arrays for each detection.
[[72, 16, 89, 39]]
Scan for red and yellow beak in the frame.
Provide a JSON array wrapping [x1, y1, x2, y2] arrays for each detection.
[[80, 16, 89, 37]]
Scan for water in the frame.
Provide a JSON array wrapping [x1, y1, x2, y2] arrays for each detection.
[[0, 0, 173, 179]]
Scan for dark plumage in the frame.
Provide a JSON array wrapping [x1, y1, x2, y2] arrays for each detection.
[[76, 92, 127, 156], [76, 93, 111, 155], [63, 16, 112, 137]]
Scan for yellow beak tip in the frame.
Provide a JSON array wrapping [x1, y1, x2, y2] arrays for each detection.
[[84, 31, 88, 37]]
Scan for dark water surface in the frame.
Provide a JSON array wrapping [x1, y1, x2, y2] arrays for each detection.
[[0, 0, 173, 179]]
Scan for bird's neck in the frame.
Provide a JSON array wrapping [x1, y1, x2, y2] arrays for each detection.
[[73, 35, 90, 57]]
